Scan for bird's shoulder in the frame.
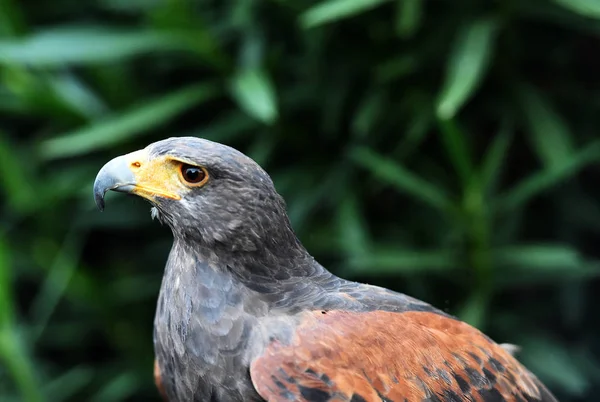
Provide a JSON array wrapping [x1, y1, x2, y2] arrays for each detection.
[[337, 280, 444, 314], [250, 283, 557, 402], [307, 276, 446, 317]]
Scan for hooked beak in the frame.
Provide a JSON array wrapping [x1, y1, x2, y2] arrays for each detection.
[[93, 149, 181, 211]]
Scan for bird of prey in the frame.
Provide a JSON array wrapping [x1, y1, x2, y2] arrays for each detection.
[[93, 137, 558, 402]]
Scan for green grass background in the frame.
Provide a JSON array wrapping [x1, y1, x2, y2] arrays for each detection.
[[1, 0, 600, 400]]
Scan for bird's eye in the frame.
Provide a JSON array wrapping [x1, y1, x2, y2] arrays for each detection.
[[180, 164, 208, 185]]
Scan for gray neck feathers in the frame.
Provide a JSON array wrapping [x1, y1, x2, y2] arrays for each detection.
[[166, 237, 332, 312]]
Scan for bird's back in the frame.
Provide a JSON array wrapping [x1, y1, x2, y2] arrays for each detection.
[[248, 277, 558, 402]]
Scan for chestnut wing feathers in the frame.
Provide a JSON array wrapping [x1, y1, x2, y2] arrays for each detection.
[[250, 310, 557, 402]]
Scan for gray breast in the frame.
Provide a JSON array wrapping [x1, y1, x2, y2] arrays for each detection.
[[153, 254, 274, 401]]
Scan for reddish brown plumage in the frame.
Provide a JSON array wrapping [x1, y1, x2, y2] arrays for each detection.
[[154, 359, 167, 401], [251, 310, 551, 402]]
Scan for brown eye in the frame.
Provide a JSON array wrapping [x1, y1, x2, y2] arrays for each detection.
[[180, 164, 207, 185]]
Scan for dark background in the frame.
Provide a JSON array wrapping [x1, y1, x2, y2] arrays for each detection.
[[1, 0, 600, 401]]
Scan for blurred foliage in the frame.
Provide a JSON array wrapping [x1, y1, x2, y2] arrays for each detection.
[[0, 0, 599, 401]]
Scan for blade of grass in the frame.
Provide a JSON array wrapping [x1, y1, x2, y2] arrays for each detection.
[[494, 141, 600, 213], [493, 245, 600, 286], [553, 0, 600, 19], [301, 0, 392, 28], [89, 372, 139, 402], [351, 146, 454, 212], [100, 0, 162, 12], [480, 120, 513, 196], [394, 107, 432, 160], [49, 73, 108, 119], [519, 336, 589, 395], [0, 237, 42, 402], [337, 195, 370, 259], [456, 288, 489, 329], [351, 90, 384, 138], [496, 264, 600, 287], [517, 2, 600, 35], [230, 68, 278, 125], [395, 0, 422, 38], [437, 118, 473, 187], [0, 133, 37, 213], [375, 55, 418, 83], [30, 227, 85, 342], [346, 248, 456, 274], [43, 366, 94, 402], [495, 244, 581, 270], [40, 83, 219, 159], [519, 86, 574, 168], [436, 18, 498, 119], [0, 237, 15, 335], [0, 0, 26, 37], [0, 26, 185, 66], [285, 164, 349, 232]]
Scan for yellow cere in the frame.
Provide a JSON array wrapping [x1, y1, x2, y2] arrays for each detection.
[[124, 150, 185, 202]]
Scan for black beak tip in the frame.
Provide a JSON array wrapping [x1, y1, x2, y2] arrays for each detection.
[[94, 189, 106, 212], [94, 194, 104, 212]]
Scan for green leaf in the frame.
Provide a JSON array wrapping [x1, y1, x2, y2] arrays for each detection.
[[337, 195, 370, 258], [43, 366, 94, 402], [351, 90, 384, 138], [350, 147, 454, 212], [495, 141, 600, 212], [90, 372, 140, 402], [49, 73, 108, 119], [30, 228, 84, 342], [301, 0, 392, 28], [553, 0, 600, 19], [480, 120, 513, 195], [99, 0, 162, 13], [394, 107, 432, 160], [0, 237, 43, 402], [437, 119, 473, 186], [456, 289, 489, 329], [0, 0, 26, 37], [0, 26, 184, 66], [375, 55, 418, 83], [436, 18, 498, 119], [395, 0, 422, 38], [284, 165, 349, 231], [519, 337, 589, 395], [493, 245, 600, 285], [230, 68, 278, 124], [0, 236, 14, 327], [495, 244, 582, 270], [0, 133, 37, 213], [516, 2, 600, 35], [347, 248, 456, 274], [40, 83, 219, 159], [520, 86, 575, 168]]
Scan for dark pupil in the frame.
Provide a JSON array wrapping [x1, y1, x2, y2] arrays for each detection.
[[183, 166, 203, 183]]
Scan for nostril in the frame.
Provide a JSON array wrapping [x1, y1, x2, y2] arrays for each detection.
[[131, 162, 141, 168]]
